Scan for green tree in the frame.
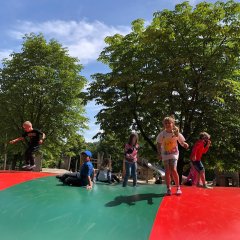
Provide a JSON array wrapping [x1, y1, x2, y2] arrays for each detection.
[[0, 33, 87, 168], [89, 0, 240, 180]]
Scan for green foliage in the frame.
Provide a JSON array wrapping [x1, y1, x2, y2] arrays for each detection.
[[86, 134, 124, 172], [89, 1, 240, 172], [0, 33, 87, 167]]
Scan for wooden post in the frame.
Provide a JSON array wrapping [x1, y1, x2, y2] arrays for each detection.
[[75, 156, 79, 171], [33, 152, 42, 172], [4, 142, 7, 170], [68, 156, 71, 171], [97, 152, 101, 170]]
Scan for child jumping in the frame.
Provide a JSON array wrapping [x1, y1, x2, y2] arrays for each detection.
[[156, 116, 189, 195], [9, 121, 45, 169], [190, 132, 211, 188]]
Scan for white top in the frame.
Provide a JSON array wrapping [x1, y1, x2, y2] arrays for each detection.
[[156, 130, 185, 161], [97, 169, 111, 181]]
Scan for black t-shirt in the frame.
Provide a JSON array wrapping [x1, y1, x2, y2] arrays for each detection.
[[22, 129, 43, 147]]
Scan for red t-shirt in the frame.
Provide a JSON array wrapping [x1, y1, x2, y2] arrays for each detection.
[[190, 139, 209, 161]]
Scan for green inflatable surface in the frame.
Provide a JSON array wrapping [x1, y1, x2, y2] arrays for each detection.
[[0, 177, 165, 240]]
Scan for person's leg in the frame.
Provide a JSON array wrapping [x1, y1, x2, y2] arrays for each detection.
[[196, 172, 201, 186], [65, 176, 82, 186], [192, 161, 204, 186], [170, 160, 179, 187], [29, 146, 39, 166], [24, 148, 31, 166], [57, 172, 78, 182], [170, 159, 182, 195], [200, 170, 206, 185], [112, 174, 120, 183], [132, 162, 137, 186], [123, 161, 130, 187], [163, 160, 171, 195]]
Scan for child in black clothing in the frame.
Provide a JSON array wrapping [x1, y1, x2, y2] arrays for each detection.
[[9, 121, 45, 169]]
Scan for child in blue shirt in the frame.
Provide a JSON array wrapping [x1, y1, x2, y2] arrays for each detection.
[[56, 150, 94, 189]]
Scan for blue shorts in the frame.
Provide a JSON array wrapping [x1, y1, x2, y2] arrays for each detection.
[[192, 160, 205, 172]]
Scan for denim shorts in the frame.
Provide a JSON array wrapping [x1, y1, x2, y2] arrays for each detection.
[[192, 160, 205, 172]]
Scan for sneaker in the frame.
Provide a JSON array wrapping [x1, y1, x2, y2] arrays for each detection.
[[176, 187, 182, 195], [29, 165, 36, 169], [166, 188, 172, 196], [56, 175, 64, 182], [22, 164, 30, 169]]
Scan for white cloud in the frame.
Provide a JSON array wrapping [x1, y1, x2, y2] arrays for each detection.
[[82, 100, 103, 142], [0, 49, 12, 61], [85, 100, 103, 115], [9, 20, 130, 64], [83, 123, 101, 142]]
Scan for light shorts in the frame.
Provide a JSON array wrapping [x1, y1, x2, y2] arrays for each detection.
[[163, 159, 177, 167]]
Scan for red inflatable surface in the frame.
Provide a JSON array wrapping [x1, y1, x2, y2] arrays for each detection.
[[1, 171, 239, 240], [150, 186, 240, 240], [0, 171, 55, 191]]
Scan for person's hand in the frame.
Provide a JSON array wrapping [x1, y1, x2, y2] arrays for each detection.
[[86, 185, 92, 190], [9, 140, 16, 144], [39, 139, 43, 144], [126, 154, 134, 159], [191, 155, 196, 161], [206, 140, 211, 147], [183, 142, 189, 149]]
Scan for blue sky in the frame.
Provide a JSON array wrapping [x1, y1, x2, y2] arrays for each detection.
[[0, 0, 234, 142]]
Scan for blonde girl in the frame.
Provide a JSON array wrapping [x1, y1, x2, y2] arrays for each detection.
[[156, 116, 189, 195]]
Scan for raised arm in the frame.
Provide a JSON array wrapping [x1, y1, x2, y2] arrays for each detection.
[[9, 137, 24, 144], [202, 140, 211, 154]]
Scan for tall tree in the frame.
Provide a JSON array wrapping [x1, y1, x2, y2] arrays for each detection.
[[89, 0, 240, 179], [0, 33, 87, 167]]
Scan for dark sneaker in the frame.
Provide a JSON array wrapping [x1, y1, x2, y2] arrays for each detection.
[[56, 175, 64, 182], [166, 188, 172, 196]]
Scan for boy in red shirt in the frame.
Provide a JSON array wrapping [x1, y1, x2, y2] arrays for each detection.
[[190, 132, 211, 188]]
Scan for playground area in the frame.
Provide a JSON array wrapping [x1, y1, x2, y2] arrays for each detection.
[[0, 171, 239, 240]]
